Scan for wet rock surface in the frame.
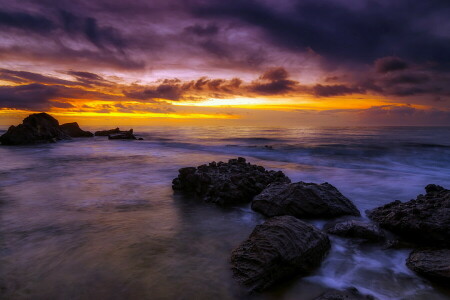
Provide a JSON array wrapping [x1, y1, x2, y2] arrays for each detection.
[[367, 184, 450, 247], [0, 113, 70, 145], [60, 122, 93, 137], [406, 249, 450, 284], [231, 216, 331, 292], [314, 287, 377, 300], [252, 182, 360, 219], [324, 219, 385, 242], [172, 157, 290, 205]]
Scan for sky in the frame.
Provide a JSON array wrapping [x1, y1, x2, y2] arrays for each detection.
[[1, 0, 450, 126]]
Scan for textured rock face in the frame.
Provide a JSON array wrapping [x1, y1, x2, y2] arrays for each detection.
[[252, 182, 360, 219], [406, 249, 450, 284], [0, 113, 70, 145], [314, 287, 377, 300], [94, 128, 121, 136], [108, 129, 136, 140], [231, 216, 330, 292], [367, 184, 450, 247], [324, 220, 385, 242], [60, 122, 93, 137], [172, 157, 290, 206]]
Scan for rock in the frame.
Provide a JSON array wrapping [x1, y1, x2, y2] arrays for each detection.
[[172, 157, 290, 206], [314, 287, 376, 300], [94, 128, 121, 136], [324, 219, 385, 242], [60, 122, 93, 137], [252, 182, 360, 219], [367, 185, 450, 247], [108, 129, 136, 140], [406, 249, 450, 284], [231, 216, 330, 292], [0, 113, 70, 145]]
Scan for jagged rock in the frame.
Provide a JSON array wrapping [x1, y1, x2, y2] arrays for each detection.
[[172, 157, 290, 206], [252, 182, 360, 219], [406, 249, 450, 284], [108, 129, 136, 140], [314, 287, 377, 300], [0, 113, 70, 145], [367, 184, 450, 247], [231, 216, 330, 292], [60, 122, 93, 137], [94, 128, 121, 136], [324, 219, 385, 242]]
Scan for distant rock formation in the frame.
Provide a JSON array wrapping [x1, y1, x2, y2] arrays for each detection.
[[172, 157, 290, 206], [108, 129, 136, 140], [231, 216, 330, 292], [0, 113, 70, 145], [94, 128, 121, 136], [60, 122, 93, 137], [367, 184, 450, 247], [252, 182, 360, 219]]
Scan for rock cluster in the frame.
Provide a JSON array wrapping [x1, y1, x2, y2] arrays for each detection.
[[0, 113, 70, 145], [172, 157, 290, 205], [252, 182, 360, 219], [231, 216, 330, 292], [60, 122, 93, 137]]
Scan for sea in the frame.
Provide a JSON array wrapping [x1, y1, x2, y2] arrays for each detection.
[[0, 126, 449, 300]]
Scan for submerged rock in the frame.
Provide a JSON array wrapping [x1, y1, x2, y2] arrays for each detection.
[[60, 122, 93, 137], [94, 128, 121, 136], [406, 249, 450, 284], [108, 129, 136, 140], [324, 219, 385, 242], [0, 113, 70, 145], [314, 287, 377, 300], [231, 216, 330, 292], [252, 182, 360, 219], [172, 157, 290, 206], [367, 184, 450, 247]]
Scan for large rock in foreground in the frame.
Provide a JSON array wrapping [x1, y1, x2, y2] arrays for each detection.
[[231, 216, 330, 292], [314, 287, 376, 300], [60, 122, 93, 137], [172, 157, 290, 205], [324, 220, 385, 242], [406, 249, 450, 284], [252, 182, 360, 219], [0, 113, 70, 145], [367, 184, 450, 247]]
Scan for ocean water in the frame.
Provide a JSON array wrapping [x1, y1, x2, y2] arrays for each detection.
[[0, 126, 449, 300]]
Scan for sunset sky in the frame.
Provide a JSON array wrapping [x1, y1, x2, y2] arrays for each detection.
[[1, 0, 449, 126]]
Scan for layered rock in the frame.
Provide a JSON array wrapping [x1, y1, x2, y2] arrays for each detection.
[[60, 122, 93, 137], [406, 249, 450, 284], [252, 182, 360, 219], [367, 184, 450, 247], [314, 287, 377, 300], [231, 216, 330, 292], [324, 220, 385, 242], [0, 113, 70, 145], [172, 157, 290, 206]]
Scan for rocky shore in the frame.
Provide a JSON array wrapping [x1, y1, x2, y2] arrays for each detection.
[[173, 158, 450, 296]]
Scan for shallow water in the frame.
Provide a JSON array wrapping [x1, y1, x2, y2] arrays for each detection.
[[1, 126, 449, 300]]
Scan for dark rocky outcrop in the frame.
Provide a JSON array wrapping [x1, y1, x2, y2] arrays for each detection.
[[314, 287, 377, 300], [367, 184, 450, 247], [252, 182, 360, 219], [172, 157, 290, 206], [60, 122, 93, 137], [231, 216, 330, 292], [0, 113, 70, 145], [108, 129, 136, 140], [94, 128, 121, 136], [406, 249, 450, 284], [324, 219, 385, 242]]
